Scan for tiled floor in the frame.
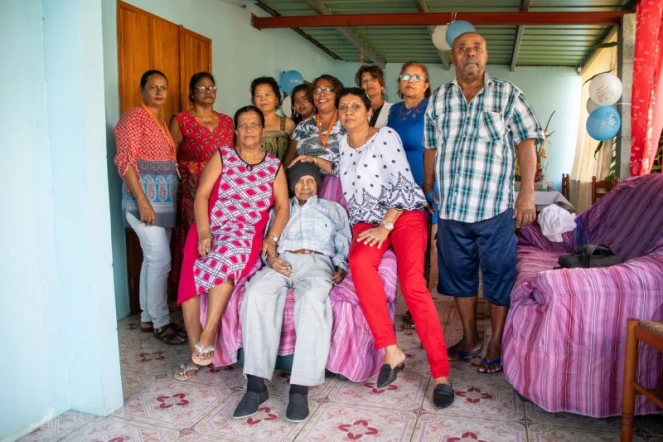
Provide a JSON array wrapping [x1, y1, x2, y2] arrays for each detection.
[[20, 295, 662, 441]]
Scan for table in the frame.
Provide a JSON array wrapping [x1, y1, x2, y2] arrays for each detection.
[[514, 190, 575, 212]]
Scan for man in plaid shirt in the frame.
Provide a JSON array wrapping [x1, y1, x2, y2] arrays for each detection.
[[423, 32, 545, 375]]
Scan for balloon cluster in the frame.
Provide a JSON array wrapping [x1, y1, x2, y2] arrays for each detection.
[[585, 73, 622, 141], [431, 20, 476, 51], [279, 70, 304, 96]]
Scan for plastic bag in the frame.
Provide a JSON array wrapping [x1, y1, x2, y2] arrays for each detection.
[[538, 204, 576, 242]]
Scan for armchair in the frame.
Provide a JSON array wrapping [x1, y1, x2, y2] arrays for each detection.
[[503, 173, 663, 417]]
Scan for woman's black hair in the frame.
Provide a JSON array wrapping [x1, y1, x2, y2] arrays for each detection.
[[290, 83, 314, 124], [335, 87, 371, 112], [233, 105, 265, 129], [310, 74, 344, 102], [250, 76, 282, 107], [140, 69, 167, 89], [189, 72, 215, 103], [397, 61, 431, 99]]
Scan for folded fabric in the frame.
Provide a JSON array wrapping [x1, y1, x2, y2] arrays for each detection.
[[538, 204, 576, 242]]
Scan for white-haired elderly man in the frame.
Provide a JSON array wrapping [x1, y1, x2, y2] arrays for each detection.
[[234, 161, 351, 422]]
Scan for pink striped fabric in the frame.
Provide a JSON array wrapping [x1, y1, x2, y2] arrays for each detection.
[[503, 173, 663, 417], [199, 172, 398, 382]]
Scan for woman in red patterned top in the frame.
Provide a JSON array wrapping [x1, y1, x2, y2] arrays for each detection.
[[114, 69, 186, 345], [170, 72, 234, 285]]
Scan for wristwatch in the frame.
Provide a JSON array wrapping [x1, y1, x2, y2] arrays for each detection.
[[269, 235, 279, 243], [382, 221, 394, 232]]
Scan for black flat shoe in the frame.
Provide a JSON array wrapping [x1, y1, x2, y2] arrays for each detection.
[[233, 390, 269, 418], [376, 362, 405, 389], [432, 383, 455, 409], [286, 393, 309, 422]]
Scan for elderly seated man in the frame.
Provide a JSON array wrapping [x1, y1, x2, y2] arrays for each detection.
[[233, 161, 351, 422]]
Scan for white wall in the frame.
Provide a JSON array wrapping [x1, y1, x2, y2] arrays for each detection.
[[335, 62, 582, 190], [103, 0, 338, 317], [1, 1, 122, 440]]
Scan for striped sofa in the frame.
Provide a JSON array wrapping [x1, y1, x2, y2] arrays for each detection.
[[503, 173, 663, 417]]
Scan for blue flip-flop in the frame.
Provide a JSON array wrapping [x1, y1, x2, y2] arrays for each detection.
[[447, 347, 482, 360], [477, 357, 503, 375]]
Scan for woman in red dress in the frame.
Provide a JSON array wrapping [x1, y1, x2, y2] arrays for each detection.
[[170, 72, 234, 285]]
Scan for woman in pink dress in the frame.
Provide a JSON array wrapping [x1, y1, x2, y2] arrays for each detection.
[[174, 105, 289, 380], [170, 72, 234, 285]]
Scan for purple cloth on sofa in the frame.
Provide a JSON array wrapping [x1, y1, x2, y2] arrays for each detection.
[[503, 173, 663, 417]]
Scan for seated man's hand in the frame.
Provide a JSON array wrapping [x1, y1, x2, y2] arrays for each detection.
[[332, 268, 346, 285], [267, 254, 292, 277]]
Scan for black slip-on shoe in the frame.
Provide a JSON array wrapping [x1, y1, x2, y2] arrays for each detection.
[[432, 383, 455, 409], [286, 393, 309, 422], [376, 363, 405, 389], [233, 390, 269, 418]]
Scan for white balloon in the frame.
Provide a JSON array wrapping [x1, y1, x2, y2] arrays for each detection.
[[589, 73, 622, 106], [586, 97, 600, 114], [282, 95, 292, 118], [432, 25, 451, 51]]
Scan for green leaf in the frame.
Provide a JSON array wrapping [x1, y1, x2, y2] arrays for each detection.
[[589, 42, 618, 50], [583, 69, 616, 86], [593, 141, 605, 159]]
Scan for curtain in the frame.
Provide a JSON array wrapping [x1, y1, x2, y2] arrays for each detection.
[[630, 0, 663, 176], [570, 33, 617, 213]]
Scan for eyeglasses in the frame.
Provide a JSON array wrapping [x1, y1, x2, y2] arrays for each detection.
[[237, 122, 261, 131], [195, 85, 217, 93], [399, 74, 426, 82], [313, 87, 335, 95]]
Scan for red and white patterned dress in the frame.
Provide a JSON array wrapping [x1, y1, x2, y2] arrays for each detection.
[[177, 146, 280, 301]]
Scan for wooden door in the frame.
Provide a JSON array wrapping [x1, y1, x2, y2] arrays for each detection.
[[117, 5, 150, 115], [179, 27, 213, 111]]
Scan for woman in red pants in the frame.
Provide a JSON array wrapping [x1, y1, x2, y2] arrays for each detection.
[[290, 87, 454, 409]]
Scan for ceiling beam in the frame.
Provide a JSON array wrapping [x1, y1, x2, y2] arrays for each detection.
[[251, 1, 341, 60], [251, 11, 630, 29], [301, 0, 386, 68], [413, 0, 450, 70], [510, 0, 530, 71]]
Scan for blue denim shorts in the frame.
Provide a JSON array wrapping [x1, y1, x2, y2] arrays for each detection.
[[436, 209, 517, 306]]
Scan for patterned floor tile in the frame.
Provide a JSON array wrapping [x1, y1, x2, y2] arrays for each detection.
[[189, 391, 312, 441], [120, 344, 186, 376], [113, 378, 232, 430], [298, 401, 418, 441], [525, 423, 648, 442], [17, 411, 96, 442], [264, 369, 340, 400], [328, 367, 429, 411], [421, 370, 526, 422], [60, 416, 180, 441], [122, 368, 158, 403], [635, 413, 663, 435], [524, 402, 622, 433], [411, 412, 528, 442], [178, 362, 246, 391]]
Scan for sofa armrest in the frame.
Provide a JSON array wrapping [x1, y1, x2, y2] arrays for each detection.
[[517, 221, 575, 253]]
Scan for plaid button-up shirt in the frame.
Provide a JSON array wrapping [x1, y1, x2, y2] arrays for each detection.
[[425, 73, 545, 223]]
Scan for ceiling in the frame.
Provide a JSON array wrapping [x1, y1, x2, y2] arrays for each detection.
[[253, 0, 635, 69]]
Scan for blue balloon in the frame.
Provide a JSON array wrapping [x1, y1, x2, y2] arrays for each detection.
[[586, 106, 621, 141], [445, 20, 477, 47], [279, 70, 304, 96]]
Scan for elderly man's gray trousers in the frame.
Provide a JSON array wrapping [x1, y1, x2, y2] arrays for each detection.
[[240, 252, 334, 386]]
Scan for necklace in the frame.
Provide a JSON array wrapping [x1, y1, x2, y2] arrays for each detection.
[[316, 111, 338, 150], [348, 128, 371, 149]]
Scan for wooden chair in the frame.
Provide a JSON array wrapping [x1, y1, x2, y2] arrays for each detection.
[[620, 319, 663, 441], [561, 173, 570, 200], [591, 176, 620, 205]]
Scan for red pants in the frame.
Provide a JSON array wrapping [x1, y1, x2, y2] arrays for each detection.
[[349, 210, 450, 378]]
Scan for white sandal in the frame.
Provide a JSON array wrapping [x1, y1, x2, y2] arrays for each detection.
[[192, 342, 215, 366], [174, 363, 199, 381]]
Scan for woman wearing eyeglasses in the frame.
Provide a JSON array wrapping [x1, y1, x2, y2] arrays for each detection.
[[251, 76, 295, 163], [170, 73, 234, 295], [285, 74, 347, 204]]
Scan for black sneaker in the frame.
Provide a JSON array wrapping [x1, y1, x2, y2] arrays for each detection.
[[233, 390, 269, 418], [285, 393, 309, 422]]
